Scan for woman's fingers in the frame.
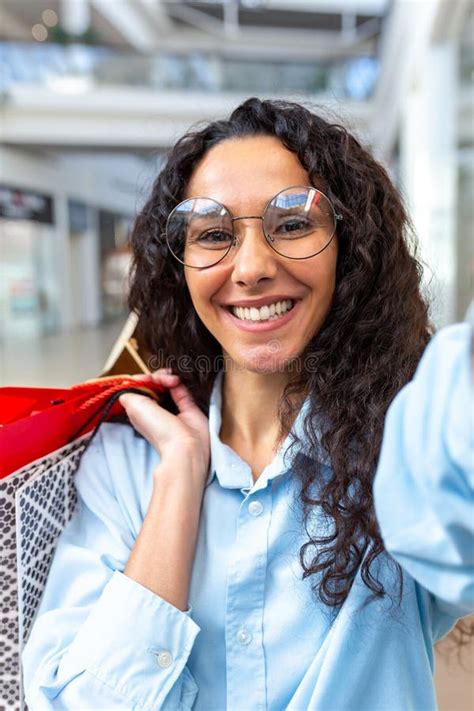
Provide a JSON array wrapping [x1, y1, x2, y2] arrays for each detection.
[[131, 369, 178, 384], [117, 370, 206, 452], [168, 381, 201, 414], [118, 391, 182, 450], [149, 368, 175, 380], [143, 369, 202, 418]]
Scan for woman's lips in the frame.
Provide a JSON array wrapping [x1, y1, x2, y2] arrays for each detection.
[[220, 299, 302, 332]]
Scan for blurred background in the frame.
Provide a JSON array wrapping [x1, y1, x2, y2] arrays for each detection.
[[0, 1, 472, 708], [0, 0, 473, 385]]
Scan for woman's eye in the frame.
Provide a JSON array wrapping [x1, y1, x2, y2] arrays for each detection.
[[193, 230, 233, 246], [276, 218, 312, 235]]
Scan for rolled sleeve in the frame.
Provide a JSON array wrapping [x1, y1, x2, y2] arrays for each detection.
[[60, 571, 200, 709]]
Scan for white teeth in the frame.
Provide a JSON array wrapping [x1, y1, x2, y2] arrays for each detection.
[[231, 299, 295, 322]]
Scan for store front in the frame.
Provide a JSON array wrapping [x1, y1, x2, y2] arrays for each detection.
[[0, 185, 60, 340]]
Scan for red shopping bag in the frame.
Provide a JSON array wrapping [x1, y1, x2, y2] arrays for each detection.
[[0, 374, 166, 711], [0, 375, 165, 478]]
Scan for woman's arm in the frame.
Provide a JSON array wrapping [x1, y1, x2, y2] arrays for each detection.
[[124, 451, 205, 612], [22, 373, 210, 711], [121, 372, 211, 612], [373, 323, 474, 619]]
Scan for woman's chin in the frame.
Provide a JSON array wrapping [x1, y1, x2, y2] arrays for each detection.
[[224, 350, 300, 375]]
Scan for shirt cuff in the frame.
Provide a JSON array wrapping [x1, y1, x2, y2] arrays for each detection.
[[59, 570, 201, 710]]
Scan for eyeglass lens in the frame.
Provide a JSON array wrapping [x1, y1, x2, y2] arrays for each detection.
[[166, 187, 336, 268]]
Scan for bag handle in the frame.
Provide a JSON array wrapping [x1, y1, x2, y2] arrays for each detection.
[[69, 385, 160, 448], [76, 378, 159, 412]]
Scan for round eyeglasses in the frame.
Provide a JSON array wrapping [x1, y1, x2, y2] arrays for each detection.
[[165, 185, 342, 269]]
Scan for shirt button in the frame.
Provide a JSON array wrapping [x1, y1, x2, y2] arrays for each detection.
[[156, 650, 173, 668], [237, 627, 252, 645], [248, 500, 263, 516]]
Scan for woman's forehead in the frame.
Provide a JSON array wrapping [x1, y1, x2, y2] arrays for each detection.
[[184, 136, 310, 209]]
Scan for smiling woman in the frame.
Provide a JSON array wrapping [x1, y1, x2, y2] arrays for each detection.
[[181, 137, 339, 380], [21, 98, 473, 711]]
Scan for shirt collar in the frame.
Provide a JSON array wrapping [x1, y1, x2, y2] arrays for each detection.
[[205, 370, 323, 491]]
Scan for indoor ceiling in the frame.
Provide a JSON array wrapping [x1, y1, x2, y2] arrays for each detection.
[[0, 0, 391, 60]]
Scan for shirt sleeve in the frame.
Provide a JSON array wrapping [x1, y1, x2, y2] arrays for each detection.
[[373, 323, 474, 619], [21, 423, 201, 711]]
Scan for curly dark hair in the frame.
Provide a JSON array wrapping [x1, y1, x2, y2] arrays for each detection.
[[129, 97, 432, 610]]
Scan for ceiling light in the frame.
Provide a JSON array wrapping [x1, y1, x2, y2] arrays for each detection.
[[42, 9, 59, 27], [32, 24, 48, 42]]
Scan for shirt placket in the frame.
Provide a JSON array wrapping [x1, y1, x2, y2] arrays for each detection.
[[225, 485, 272, 711]]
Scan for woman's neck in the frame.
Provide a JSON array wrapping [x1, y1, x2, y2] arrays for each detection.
[[219, 367, 290, 453]]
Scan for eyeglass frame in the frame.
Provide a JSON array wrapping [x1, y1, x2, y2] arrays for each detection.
[[164, 185, 343, 270]]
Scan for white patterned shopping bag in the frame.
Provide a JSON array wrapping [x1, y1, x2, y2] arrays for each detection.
[[0, 435, 91, 711]]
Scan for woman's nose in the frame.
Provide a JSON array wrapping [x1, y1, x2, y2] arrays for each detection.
[[229, 219, 278, 286]]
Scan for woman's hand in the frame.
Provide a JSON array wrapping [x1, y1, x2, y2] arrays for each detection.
[[120, 369, 210, 608], [118, 369, 210, 487]]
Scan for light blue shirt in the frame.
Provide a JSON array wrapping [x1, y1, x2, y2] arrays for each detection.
[[22, 323, 474, 710]]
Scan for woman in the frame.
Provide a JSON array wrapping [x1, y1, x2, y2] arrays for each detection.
[[22, 98, 473, 710]]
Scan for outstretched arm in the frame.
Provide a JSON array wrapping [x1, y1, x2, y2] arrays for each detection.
[[373, 323, 474, 619]]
